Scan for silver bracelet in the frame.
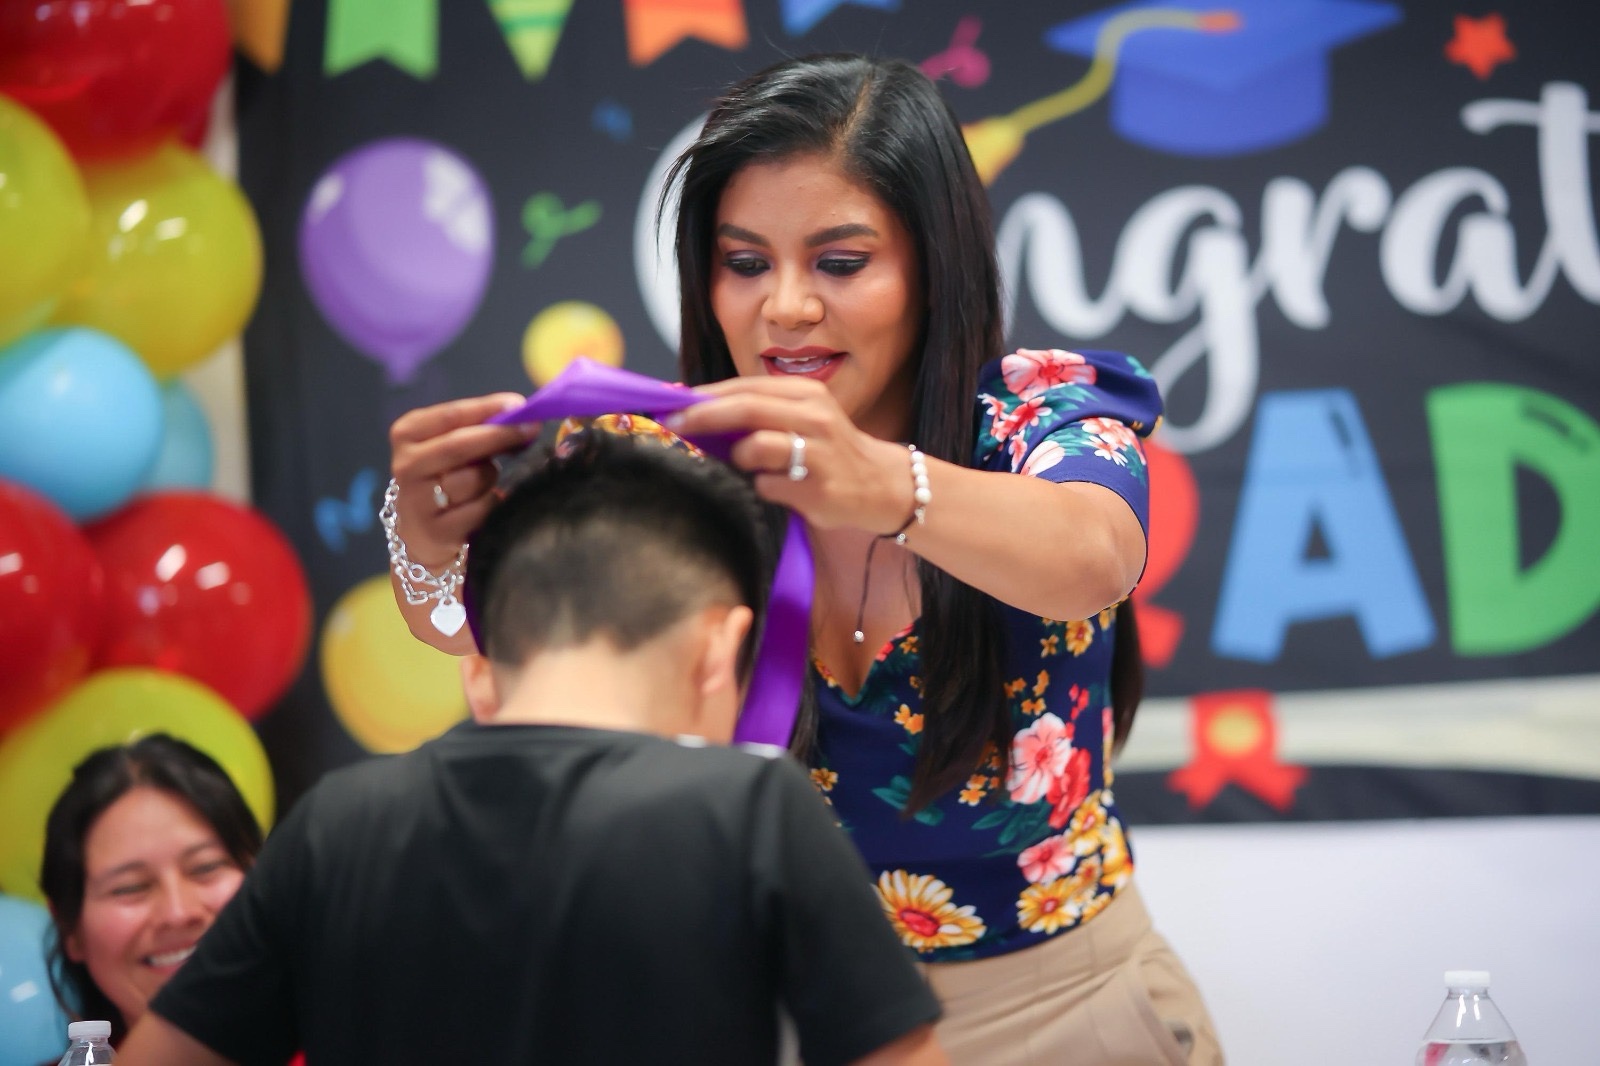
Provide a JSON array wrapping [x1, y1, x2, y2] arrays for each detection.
[[379, 478, 469, 636]]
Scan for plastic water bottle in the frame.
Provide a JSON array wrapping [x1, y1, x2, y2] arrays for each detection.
[[57, 1020, 114, 1064], [1414, 971, 1528, 1065]]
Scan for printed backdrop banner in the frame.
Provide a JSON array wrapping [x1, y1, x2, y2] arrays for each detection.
[[236, 0, 1600, 823]]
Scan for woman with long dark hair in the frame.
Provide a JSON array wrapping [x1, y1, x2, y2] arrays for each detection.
[[385, 53, 1219, 1064], [40, 734, 262, 1046]]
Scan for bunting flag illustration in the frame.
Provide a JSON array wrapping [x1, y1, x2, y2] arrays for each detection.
[[228, 0, 292, 72], [780, 0, 898, 37], [623, 0, 748, 67], [488, 0, 575, 80], [324, 0, 438, 78]]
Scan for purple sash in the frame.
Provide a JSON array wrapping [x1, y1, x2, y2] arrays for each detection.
[[485, 358, 811, 749]]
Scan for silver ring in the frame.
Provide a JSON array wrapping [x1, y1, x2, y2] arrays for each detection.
[[432, 483, 450, 510], [786, 434, 808, 482]]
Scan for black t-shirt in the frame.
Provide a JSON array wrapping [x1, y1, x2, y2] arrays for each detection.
[[152, 722, 939, 1065]]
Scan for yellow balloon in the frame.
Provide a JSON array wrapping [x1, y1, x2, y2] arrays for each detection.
[[0, 96, 90, 349], [0, 668, 276, 902], [52, 142, 263, 378], [522, 301, 625, 386], [321, 575, 468, 754]]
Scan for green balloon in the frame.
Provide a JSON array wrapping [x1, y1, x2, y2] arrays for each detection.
[[0, 95, 91, 349], [0, 668, 275, 902]]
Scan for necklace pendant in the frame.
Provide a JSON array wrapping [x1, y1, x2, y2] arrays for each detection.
[[852, 629, 866, 644]]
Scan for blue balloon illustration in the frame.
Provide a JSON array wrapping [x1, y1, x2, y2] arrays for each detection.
[[0, 894, 70, 1066], [139, 380, 215, 492], [0, 328, 163, 521]]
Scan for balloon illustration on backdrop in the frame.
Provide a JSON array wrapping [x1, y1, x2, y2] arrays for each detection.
[[299, 137, 495, 384], [52, 143, 264, 379], [321, 574, 468, 753], [0, 480, 104, 732], [0, 0, 232, 161], [0, 667, 275, 903], [0, 327, 163, 521], [0, 894, 71, 1066], [88, 492, 313, 720], [0, 96, 90, 350], [522, 300, 625, 386]]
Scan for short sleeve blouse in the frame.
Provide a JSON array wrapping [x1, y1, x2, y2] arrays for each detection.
[[808, 348, 1161, 962]]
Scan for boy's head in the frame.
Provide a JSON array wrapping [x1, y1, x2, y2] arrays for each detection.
[[460, 430, 770, 740]]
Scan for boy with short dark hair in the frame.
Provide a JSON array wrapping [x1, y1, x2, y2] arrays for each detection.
[[122, 432, 946, 1066]]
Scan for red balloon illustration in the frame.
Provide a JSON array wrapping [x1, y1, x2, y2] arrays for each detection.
[[0, 0, 232, 161], [0, 479, 104, 731], [86, 491, 312, 719]]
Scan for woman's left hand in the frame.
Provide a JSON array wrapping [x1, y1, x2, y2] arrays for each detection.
[[666, 376, 916, 534]]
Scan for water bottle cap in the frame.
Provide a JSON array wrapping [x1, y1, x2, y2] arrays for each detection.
[[67, 1020, 112, 1040], [1444, 969, 1492, 989]]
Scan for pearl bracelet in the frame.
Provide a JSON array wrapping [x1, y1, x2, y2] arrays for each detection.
[[888, 443, 931, 544], [854, 444, 931, 644]]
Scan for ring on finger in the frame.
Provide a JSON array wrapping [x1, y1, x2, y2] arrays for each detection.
[[432, 482, 451, 510], [787, 434, 808, 482]]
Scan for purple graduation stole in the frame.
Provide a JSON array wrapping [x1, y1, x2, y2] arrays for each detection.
[[485, 358, 811, 750]]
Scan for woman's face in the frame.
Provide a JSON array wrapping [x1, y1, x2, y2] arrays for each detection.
[[710, 153, 923, 441], [66, 786, 245, 1028]]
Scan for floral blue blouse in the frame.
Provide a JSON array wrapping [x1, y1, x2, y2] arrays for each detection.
[[806, 347, 1161, 962]]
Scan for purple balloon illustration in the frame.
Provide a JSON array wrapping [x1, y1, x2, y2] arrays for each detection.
[[299, 138, 494, 384]]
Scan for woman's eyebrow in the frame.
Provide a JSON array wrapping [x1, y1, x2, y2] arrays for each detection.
[[87, 842, 227, 888], [715, 222, 880, 246], [806, 223, 877, 246], [89, 861, 150, 888], [716, 222, 767, 244]]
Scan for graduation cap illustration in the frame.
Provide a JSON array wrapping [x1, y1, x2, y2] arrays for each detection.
[[1045, 0, 1402, 157]]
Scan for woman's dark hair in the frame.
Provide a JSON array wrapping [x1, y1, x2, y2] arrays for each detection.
[[664, 52, 1142, 808], [39, 733, 263, 1043]]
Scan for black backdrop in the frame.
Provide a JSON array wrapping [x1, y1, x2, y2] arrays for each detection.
[[235, 0, 1600, 825]]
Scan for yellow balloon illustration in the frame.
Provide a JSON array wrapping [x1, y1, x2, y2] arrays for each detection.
[[0, 96, 90, 349], [522, 301, 624, 386], [322, 575, 468, 754], [0, 668, 276, 902], [52, 142, 264, 378]]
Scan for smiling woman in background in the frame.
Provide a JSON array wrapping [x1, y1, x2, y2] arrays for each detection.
[[39, 734, 262, 1046]]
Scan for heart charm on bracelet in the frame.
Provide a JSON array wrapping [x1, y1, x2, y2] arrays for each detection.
[[430, 600, 467, 637]]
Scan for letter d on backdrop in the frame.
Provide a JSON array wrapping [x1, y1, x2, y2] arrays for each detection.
[[1430, 384, 1600, 655]]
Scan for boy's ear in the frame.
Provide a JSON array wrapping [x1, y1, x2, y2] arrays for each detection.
[[694, 604, 754, 742], [701, 604, 754, 698], [460, 654, 501, 723]]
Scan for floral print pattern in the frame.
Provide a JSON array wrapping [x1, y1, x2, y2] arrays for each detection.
[[808, 348, 1159, 961], [875, 871, 987, 952]]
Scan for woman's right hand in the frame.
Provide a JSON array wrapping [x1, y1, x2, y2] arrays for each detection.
[[388, 393, 538, 651]]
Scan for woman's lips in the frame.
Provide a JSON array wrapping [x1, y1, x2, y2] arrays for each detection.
[[761, 350, 844, 381], [143, 944, 195, 969]]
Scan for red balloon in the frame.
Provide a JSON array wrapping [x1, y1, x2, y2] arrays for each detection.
[[0, 479, 104, 731], [0, 0, 232, 161], [86, 491, 312, 719]]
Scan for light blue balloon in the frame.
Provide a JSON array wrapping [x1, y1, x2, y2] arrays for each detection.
[[0, 894, 70, 1066], [139, 381, 215, 491], [0, 328, 163, 521]]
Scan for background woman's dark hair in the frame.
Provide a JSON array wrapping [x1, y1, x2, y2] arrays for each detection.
[[39, 733, 263, 1043], [664, 52, 1143, 809]]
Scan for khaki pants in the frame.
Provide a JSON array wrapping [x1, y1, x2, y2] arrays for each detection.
[[918, 883, 1223, 1066]]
